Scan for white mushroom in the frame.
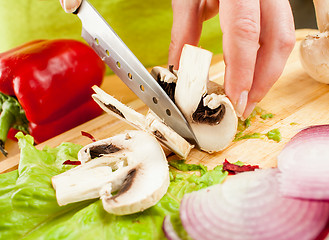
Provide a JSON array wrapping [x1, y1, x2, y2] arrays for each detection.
[[92, 85, 193, 159], [151, 65, 178, 84], [52, 130, 170, 215], [145, 110, 193, 158], [150, 65, 178, 102], [174, 44, 238, 153], [300, 0, 329, 84]]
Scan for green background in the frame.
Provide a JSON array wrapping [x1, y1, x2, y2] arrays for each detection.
[[0, 0, 222, 69]]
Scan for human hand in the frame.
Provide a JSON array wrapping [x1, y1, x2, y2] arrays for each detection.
[[59, 0, 82, 13], [169, 0, 296, 119]]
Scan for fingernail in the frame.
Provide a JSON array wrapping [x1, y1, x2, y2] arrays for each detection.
[[63, 0, 81, 13], [243, 102, 258, 119], [235, 91, 248, 117]]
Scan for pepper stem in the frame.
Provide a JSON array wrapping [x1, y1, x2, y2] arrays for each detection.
[[0, 93, 29, 157], [0, 102, 15, 142]]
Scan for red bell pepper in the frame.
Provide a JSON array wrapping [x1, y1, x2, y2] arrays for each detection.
[[0, 39, 106, 156]]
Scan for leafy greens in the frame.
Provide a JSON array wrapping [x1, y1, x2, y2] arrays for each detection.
[[0, 133, 227, 239]]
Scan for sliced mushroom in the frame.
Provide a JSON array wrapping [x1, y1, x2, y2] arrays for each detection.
[[150, 65, 178, 102], [300, 0, 329, 84], [174, 44, 238, 153], [92, 86, 193, 159], [145, 110, 192, 158], [52, 130, 169, 215]]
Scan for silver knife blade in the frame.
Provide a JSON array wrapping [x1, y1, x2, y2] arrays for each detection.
[[74, 0, 198, 146]]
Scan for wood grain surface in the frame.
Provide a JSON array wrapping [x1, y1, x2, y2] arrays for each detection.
[[1, 29, 324, 173]]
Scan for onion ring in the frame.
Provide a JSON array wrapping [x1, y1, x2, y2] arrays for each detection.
[[162, 215, 182, 240], [277, 125, 329, 199], [180, 169, 329, 240]]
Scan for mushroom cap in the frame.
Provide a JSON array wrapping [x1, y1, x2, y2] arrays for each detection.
[[192, 94, 237, 152], [300, 32, 329, 84], [100, 131, 169, 215]]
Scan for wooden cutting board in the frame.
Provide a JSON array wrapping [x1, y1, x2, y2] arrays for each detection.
[[1, 29, 327, 173]]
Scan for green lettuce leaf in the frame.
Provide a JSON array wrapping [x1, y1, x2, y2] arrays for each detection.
[[0, 133, 227, 239], [168, 159, 208, 176]]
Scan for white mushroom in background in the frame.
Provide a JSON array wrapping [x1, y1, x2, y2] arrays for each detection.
[[174, 44, 237, 153], [92, 86, 193, 159], [300, 0, 329, 84], [52, 130, 169, 215]]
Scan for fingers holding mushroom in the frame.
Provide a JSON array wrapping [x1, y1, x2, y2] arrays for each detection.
[[174, 45, 238, 153]]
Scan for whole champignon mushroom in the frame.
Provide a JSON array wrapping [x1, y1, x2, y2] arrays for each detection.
[[52, 130, 170, 215], [300, 0, 329, 84], [91, 86, 193, 159], [174, 44, 238, 153]]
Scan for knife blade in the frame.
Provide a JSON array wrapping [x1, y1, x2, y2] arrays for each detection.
[[74, 0, 198, 146]]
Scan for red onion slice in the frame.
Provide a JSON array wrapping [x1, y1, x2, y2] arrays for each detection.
[[277, 125, 329, 199], [180, 169, 329, 240], [162, 215, 182, 240], [81, 131, 97, 142], [62, 160, 81, 165]]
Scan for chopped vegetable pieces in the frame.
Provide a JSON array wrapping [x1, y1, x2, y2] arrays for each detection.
[[222, 159, 259, 175]]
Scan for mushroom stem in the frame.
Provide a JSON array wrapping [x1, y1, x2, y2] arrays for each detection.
[[52, 131, 170, 215], [52, 155, 128, 206], [92, 85, 193, 159], [175, 45, 212, 116]]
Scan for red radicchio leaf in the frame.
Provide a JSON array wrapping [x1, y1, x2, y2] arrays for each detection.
[[63, 160, 81, 165], [81, 131, 97, 142], [223, 159, 259, 175]]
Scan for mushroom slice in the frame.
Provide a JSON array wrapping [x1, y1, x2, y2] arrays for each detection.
[[92, 85, 146, 130], [52, 130, 170, 215], [92, 85, 193, 159], [145, 110, 193, 159], [150, 65, 178, 102], [174, 44, 238, 153]]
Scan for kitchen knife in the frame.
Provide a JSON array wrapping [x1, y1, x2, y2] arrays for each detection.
[[74, 0, 198, 146]]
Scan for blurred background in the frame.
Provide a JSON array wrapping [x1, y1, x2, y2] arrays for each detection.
[[0, 0, 319, 69]]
